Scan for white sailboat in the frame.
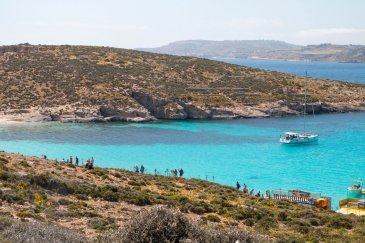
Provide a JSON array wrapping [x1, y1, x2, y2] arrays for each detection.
[[280, 73, 318, 144]]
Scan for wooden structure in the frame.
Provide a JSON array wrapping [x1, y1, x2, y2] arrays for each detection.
[[271, 189, 331, 210]]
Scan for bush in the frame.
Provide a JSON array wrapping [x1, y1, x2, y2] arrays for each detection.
[[101, 191, 119, 202], [0, 215, 87, 242], [205, 214, 221, 223], [328, 215, 353, 229], [102, 206, 193, 242], [58, 198, 72, 205], [277, 211, 288, 221], [189, 201, 214, 215], [96, 206, 271, 243], [87, 217, 117, 231], [130, 194, 152, 206], [29, 174, 75, 195], [0, 169, 10, 180]]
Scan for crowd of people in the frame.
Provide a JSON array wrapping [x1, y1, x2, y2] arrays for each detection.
[[43, 154, 95, 170], [165, 168, 184, 177], [42, 153, 273, 199], [236, 181, 271, 198], [133, 166, 185, 178]]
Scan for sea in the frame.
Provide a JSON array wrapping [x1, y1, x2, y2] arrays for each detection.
[[214, 58, 365, 84], [1, 59, 365, 209]]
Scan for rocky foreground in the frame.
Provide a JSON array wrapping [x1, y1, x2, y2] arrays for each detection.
[[0, 151, 365, 242], [1, 44, 365, 122]]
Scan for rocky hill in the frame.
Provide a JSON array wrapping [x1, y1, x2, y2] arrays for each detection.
[[1, 44, 365, 122], [138, 40, 301, 58], [253, 43, 365, 63], [139, 40, 365, 63], [0, 151, 364, 242]]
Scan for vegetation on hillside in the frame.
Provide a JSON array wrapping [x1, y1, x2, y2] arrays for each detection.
[[0, 44, 365, 121], [0, 152, 364, 242]]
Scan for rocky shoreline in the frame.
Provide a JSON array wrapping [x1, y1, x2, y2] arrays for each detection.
[[1, 97, 365, 123]]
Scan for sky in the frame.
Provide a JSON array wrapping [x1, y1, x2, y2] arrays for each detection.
[[2, 0, 365, 48]]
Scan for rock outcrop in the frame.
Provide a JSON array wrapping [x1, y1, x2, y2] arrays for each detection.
[[131, 90, 187, 119]]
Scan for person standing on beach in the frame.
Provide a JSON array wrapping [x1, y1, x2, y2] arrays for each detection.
[[140, 165, 145, 174], [69, 156, 73, 164], [236, 181, 241, 190], [75, 156, 79, 166]]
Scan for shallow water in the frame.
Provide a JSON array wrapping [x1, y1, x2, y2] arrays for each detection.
[[1, 112, 365, 208]]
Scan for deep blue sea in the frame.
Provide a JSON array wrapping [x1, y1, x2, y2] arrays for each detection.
[[214, 58, 365, 84], [1, 112, 365, 209]]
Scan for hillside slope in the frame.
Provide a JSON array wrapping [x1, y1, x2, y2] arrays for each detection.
[[253, 43, 365, 63], [138, 40, 301, 58], [139, 40, 365, 63], [1, 44, 365, 122], [0, 151, 364, 242]]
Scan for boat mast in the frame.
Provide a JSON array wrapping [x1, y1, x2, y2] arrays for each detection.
[[303, 72, 307, 134]]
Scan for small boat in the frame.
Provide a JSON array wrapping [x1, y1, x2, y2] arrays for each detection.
[[280, 73, 318, 144], [337, 198, 365, 215], [280, 132, 318, 144], [347, 179, 364, 197]]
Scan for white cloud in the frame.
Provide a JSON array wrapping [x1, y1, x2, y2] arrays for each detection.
[[297, 28, 365, 37]]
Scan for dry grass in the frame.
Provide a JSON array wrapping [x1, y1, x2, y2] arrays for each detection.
[[0, 152, 365, 242]]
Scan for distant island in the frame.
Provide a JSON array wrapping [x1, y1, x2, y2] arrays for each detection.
[[1, 44, 365, 123], [138, 40, 365, 63]]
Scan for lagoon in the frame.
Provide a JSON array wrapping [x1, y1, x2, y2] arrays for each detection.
[[1, 112, 365, 208]]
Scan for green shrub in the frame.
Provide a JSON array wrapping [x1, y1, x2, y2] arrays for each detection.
[[96, 206, 270, 243], [189, 201, 214, 215], [29, 174, 75, 195], [328, 215, 353, 229], [58, 198, 72, 205], [309, 218, 320, 226], [0, 169, 10, 180], [101, 191, 119, 202], [205, 214, 221, 223], [87, 217, 117, 231], [130, 194, 152, 206], [278, 211, 288, 221], [19, 160, 30, 167], [75, 194, 89, 200]]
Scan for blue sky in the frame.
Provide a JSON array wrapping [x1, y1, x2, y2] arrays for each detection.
[[2, 0, 365, 48]]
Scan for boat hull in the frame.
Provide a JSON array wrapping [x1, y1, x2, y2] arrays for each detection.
[[347, 187, 363, 197], [280, 134, 318, 144]]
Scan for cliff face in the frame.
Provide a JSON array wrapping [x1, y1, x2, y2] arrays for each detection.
[[0, 44, 365, 122]]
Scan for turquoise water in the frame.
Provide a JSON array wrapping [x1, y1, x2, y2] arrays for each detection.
[[215, 58, 365, 84], [1, 112, 365, 209]]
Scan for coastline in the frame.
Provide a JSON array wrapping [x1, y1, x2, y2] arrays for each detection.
[[1, 101, 365, 123], [1, 150, 364, 242]]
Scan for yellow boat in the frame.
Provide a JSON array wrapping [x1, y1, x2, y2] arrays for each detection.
[[337, 198, 365, 216]]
